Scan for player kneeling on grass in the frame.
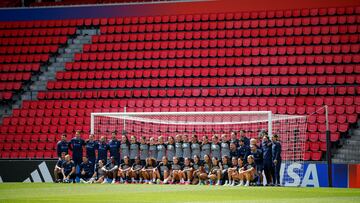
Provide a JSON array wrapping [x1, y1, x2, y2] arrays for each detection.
[[54, 152, 66, 183], [181, 157, 193, 185], [118, 156, 132, 183], [170, 156, 185, 184], [88, 159, 106, 184], [79, 156, 94, 183], [153, 156, 171, 184], [141, 157, 156, 184], [238, 155, 257, 187], [208, 157, 222, 185], [61, 154, 76, 183], [103, 156, 119, 184], [129, 156, 143, 183]]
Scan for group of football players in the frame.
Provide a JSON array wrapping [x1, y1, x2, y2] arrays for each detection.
[[55, 130, 282, 186]]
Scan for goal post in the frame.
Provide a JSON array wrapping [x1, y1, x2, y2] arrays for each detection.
[[90, 111, 307, 186]]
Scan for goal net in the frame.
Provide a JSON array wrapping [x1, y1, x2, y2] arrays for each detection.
[[91, 111, 307, 186]]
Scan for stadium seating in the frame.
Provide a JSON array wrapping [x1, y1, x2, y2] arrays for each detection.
[[0, 6, 359, 160]]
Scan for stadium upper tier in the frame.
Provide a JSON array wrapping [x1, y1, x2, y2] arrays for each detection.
[[0, 6, 359, 160]]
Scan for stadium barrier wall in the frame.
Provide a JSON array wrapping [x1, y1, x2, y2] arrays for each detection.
[[0, 0, 359, 21], [0, 160, 358, 188]]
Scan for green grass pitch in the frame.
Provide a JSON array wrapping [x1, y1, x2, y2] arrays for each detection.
[[0, 183, 359, 203]]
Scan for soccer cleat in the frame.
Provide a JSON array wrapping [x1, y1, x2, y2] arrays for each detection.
[[245, 181, 250, 187]]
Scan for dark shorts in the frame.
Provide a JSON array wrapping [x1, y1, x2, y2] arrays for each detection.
[[256, 165, 264, 172]]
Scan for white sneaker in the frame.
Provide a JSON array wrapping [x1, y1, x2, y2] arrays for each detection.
[[80, 178, 86, 183], [111, 179, 116, 184], [163, 179, 168, 184], [230, 181, 236, 186], [224, 180, 228, 186], [180, 179, 185, 184], [101, 179, 108, 184], [244, 181, 250, 187]]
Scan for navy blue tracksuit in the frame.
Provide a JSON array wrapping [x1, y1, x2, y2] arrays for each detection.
[[78, 161, 94, 181], [85, 140, 98, 164], [272, 141, 282, 185], [56, 140, 70, 158], [69, 137, 85, 166], [237, 144, 250, 163], [262, 140, 273, 185], [98, 142, 109, 163], [109, 139, 121, 165]]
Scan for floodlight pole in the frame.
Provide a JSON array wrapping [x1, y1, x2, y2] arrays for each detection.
[[325, 105, 332, 187]]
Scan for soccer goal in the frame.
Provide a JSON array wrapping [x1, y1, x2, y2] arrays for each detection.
[[90, 111, 307, 186]]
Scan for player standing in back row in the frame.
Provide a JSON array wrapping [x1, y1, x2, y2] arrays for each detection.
[[69, 131, 85, 168]]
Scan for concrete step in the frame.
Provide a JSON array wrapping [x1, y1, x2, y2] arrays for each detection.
[[334, 153, 360, 160], [344, 139, 360, 145], [80, 29, 99, 35], [353, 129, 360, 136]]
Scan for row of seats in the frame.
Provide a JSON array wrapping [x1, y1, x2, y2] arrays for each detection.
[[304, 151, 322, 161], [307, 132, 340, 142], [59, 66, 360, 79], [0, 133, 58, 142], [93, 26, 360, 44], [0, 82, 22, 91], [36, 86, 360, 102], [99, 17, 360, 35], [46, 75, 360, 90], [64, 58, 359, 71], [69, 55, 360, 67], [0, 54, 49, 63], [0, 45, 59, 54], [0, 36, 68, 46], [0, 120, 349, 134], [1, 113, 356, 128], [86, 35, 360, 52], [56, 64, 360, 80], [0, 142, 56, 151], [0, 27, 76, 37], [0, 64, 40, 73], [0, 150, 57, 159], [79, 45, 360, 58], [0, 72, 31, 82], [9, 103, 360, 117], [31, 93, 360, 107]]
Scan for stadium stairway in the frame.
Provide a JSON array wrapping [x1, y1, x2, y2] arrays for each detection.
[[333, 118, 360, 164], [0, 28, 99, 123]]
